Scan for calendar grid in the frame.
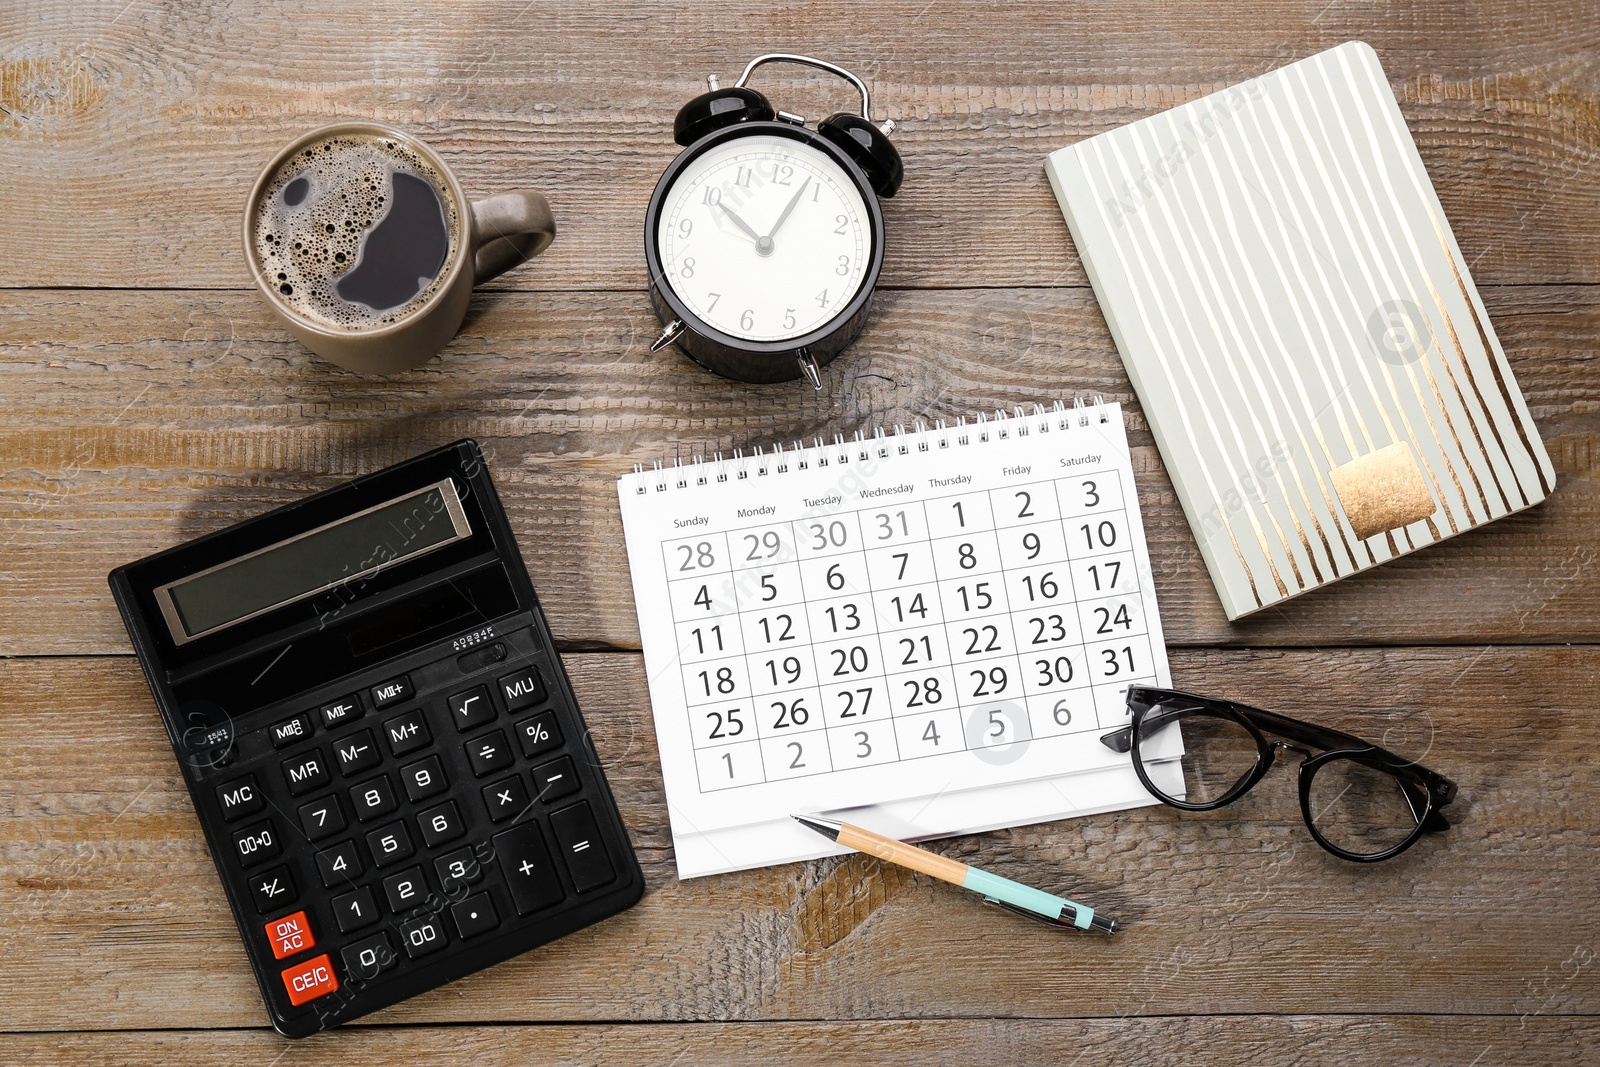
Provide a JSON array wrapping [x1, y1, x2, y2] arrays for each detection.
[[662, 471, 1162, 793]]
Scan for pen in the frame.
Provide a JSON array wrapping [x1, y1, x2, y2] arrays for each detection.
[[792, 814, 1117, 934]]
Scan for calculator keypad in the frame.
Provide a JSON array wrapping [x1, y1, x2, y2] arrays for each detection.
[[192, 624, 633, 1033]]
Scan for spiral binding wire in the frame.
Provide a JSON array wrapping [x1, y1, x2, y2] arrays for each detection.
[[629, 397, 1109, 494]]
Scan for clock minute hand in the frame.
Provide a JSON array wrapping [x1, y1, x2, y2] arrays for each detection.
[[765, 176, 812, 243]]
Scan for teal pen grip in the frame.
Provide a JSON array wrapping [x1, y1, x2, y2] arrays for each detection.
[[962, 867, 1093, 930]]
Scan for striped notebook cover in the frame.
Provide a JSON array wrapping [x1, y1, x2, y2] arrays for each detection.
[[1046, 41, 1554, 620]]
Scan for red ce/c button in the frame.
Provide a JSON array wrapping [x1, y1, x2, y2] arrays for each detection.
[[265, 910, 315, 960], [280, 953, 339, 1006]]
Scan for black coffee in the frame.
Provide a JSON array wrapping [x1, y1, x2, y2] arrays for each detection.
[[252, 134, 459, 330]]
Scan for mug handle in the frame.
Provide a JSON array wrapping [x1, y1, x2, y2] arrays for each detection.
[[469, 191, 556, 283]]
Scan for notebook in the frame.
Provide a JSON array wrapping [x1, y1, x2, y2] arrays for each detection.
[[1045, 41, 1555, 620], [617, 401, 1178, 877]]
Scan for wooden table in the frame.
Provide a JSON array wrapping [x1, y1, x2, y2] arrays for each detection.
[[3, 2, 1597, 1063]]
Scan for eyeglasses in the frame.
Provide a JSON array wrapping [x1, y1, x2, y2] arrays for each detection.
[[1100, 686, 1457, 862]]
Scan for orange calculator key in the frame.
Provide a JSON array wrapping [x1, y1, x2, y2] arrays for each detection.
[[281, 953, 339, 1006], [265, 910, 316, 960]]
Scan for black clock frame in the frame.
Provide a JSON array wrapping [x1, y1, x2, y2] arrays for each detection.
[[645, 120, 886, 385]]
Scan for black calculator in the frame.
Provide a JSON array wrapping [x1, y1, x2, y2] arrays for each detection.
[[110, 440, 643, 1037]]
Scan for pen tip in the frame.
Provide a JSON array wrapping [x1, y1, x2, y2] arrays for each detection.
[[791, 813, 843, 842]]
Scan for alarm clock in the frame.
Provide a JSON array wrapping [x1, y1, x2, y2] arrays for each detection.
[[645, 53, 903, 389]]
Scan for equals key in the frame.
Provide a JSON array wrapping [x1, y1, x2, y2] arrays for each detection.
[[549, 802, 615, 894]]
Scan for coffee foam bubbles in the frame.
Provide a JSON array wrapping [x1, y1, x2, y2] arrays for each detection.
[[252, 134, 459, 330]]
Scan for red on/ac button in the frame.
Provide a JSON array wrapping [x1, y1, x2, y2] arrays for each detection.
[[281, 952, 339, 1006], [264, 910, 316, 960]]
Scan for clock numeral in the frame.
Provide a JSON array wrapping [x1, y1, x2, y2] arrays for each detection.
[[678, 218, 693, 239], [784, 308, 796, 330], [812, 183, 821, 202], [836, 255, 850, 276], [680, 257, 695, 279], [702, 187, 721, 207], [706, 292, 721, 311], [815, 288, 829, 307], [770, 162, 793, 186], [834, 214, 848, 235], [740, 309, 754, 331], [735, 166, 752, 188]]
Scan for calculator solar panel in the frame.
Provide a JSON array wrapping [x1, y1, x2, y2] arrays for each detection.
[[110, 440, 643, 1036]]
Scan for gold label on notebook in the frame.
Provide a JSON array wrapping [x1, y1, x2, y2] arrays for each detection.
[[1329, 442, 1436, 541]]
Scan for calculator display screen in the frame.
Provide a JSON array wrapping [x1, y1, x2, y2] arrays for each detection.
[[155, 478, 471, 644]]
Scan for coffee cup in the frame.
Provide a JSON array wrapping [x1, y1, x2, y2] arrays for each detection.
[[243, 121, 554, 374]]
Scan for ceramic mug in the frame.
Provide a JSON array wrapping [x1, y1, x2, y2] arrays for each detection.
[[243, 121, 554, 374]]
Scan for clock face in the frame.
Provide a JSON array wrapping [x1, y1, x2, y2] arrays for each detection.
[[656, 132, 873, 343]]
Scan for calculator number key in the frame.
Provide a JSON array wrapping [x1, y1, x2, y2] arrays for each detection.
[[232, 821, 280, 868], [350, 774, 398, 822], [366, 820, 416, 868], [417, 799, 467, 847], [382, 865, 429, 912], [333, 729, 381, 777], [436, 846, 487, 893], [297, 795, 347, 841], [383, 709, 431, 757], [341, 931, 398, 982], [466, 730, 514, 777], [281, 749, 330, 796], [315, 839, 364, 889], [399, 915, 448, 959], [331, 886, 379, 933], [400, 754, 450, 802]]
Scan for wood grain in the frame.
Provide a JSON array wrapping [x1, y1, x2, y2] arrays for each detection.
[[1, 2, 1598, 291], [2, 647, 1595, 1032], [1, 286, 1594, 655], [4, 1017, 1597, 1065]]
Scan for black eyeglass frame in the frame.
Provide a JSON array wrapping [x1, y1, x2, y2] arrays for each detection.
[[1100, 686, 1458, 862]]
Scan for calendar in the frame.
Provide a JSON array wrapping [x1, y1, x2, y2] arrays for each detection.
[[618, 401, 1172, 875]]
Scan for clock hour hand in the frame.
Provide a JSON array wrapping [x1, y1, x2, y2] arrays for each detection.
[[715, 200, 773, 256], [764, 176, 812, 244]]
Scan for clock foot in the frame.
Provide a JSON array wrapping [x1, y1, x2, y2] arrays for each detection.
[[796, 349, 824, 391], [650, 319, 686, 353]]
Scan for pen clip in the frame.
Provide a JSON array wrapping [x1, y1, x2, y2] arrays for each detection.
[[982, 897, 1118, 935]]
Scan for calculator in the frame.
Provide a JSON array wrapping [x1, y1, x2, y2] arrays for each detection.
[[109, 440, 644, 1037]]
